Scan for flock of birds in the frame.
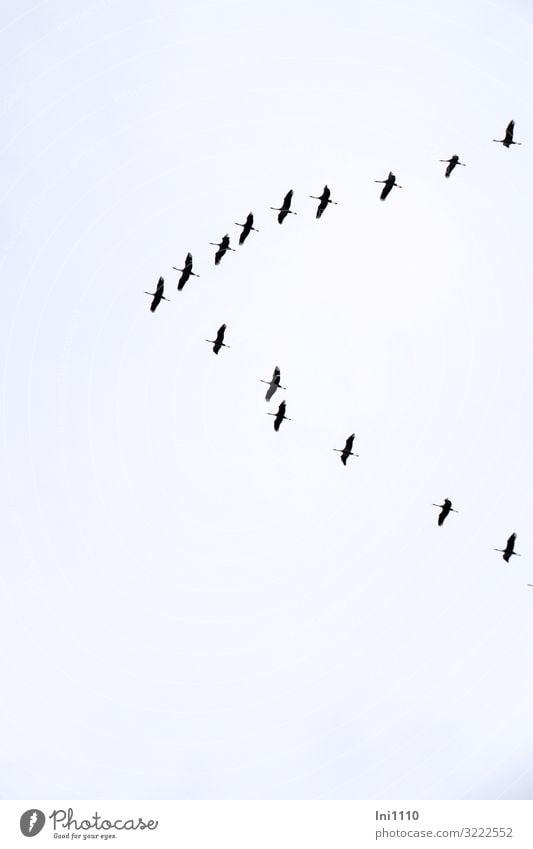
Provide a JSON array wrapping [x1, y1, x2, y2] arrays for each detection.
[[144, 119, 529, 584]]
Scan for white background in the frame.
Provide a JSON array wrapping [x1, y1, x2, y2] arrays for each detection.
[[1, 0, 533, 799]]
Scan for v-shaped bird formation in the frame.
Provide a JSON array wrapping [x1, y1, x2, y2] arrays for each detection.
[[143, 119, 529, 586]]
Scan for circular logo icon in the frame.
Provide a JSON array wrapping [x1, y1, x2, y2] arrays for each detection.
[[20, 809, 46, 837]]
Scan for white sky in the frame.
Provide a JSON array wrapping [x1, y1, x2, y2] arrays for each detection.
[[1, 0, 533, 800]]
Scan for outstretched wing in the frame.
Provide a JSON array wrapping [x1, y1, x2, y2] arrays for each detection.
[[504, 120, 515, 144]]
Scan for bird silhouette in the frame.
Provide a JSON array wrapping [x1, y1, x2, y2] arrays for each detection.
[[309, 185, 337, 218], [432, 498, 458, 526], [268, 400, 291, 431], [205, 324, 230, 355], [375, 172, 402, 200], [270, 190, 297, 224], [439, 155, 466, 178], [333, 433, 358, 465], [144, 276, 169, 312], [172, 253, 199, 290], [492, 120, 522, 148], [209, 235, 235, 265], [235, 213, 259, 245], [494, 533, 520, 562], [260, 366, 286, 401]]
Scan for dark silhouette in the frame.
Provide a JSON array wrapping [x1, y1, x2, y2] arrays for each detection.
[[260, 366, 285, 401], [375, 172, 402, 200], [235, 213, 259, 245], [309, 185, 337, 218], [270, 190, 297, 224], [494, 532, 520, 562], [439, 155, 466, 177], [209, 235, 235, 265], [268, 400, 290, 431], [205, 324, 229, 355], [172, 253, 199, 290], [493, 120, 521, 148], [144, 276, 169, 312], [433, 498, 458, 526], [333, 433, 358, 465]]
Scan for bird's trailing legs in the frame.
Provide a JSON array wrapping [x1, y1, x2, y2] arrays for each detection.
[[144, 290, 170, 301], [432, 503, 459, 513], [259, 379, 286, 390], [209, 242, 236, 250], [269, 207, 297, 215], [374, 180, 403, 188], [205, 339, 231, 349], [235, 221, 259, 232], [172, 266, 200, 276]]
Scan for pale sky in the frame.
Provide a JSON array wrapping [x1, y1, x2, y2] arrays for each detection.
[[1, 0, 533, 800]]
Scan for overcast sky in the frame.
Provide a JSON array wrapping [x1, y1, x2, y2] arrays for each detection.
[[1, 0, 533, 800]]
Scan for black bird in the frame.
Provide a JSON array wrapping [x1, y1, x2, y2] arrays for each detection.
[[270, 190, 297, 224], [144, 276, 169, 312], [333, 433, 358, 465], [439, 155, 466, 178], [309, 185, 337, 218], [494, 532, 520, 562], [432, 498, 458, 526], [209, 235, 235, 265], [268, 400, 291, 431], [205, 323, 229, 355], [375, 172, 402, 200], [172, 253, 199, 291], [260, 366, 286, 401], [235, 213, 259, 245], [493, 120, 521, 148]]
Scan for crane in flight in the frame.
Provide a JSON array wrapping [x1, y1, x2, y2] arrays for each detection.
[[439, 155, 466, 178], [270, 190, 297, 224], [333, 433, 358, 465], [209, 235, 235, 265], [309, 185, 337, 218], [235, 213, 259, 245], [375, 171, 402, 200], [268, 400, 291, 431], [260, 366, 286, 401], [172, 253, 199, 290], [493, 120, 522, 148], [494, 532, 520, 562], [433, 498, 458, 526], [144, 276, 169, 312], [205, 324, 229, 355]]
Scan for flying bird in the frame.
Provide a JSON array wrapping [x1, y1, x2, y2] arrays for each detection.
[[205, 323, 229, 355], [432, 498, 458, 526], [439, 155, 466, 178], [268, 400, 291, 431], [209, 235, 235, 265], [493, 120, 521, 148], [172, 253, 199, 290], [270, 190, 297, 224], [235, 213, 259, 245], [144, 276, 169, 312], [309, 185, 337, 218], [375, 172, 402, 200], [494, 532, 520, 562], [260, 366, 286, 401], [333, 433, 358, 465]]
